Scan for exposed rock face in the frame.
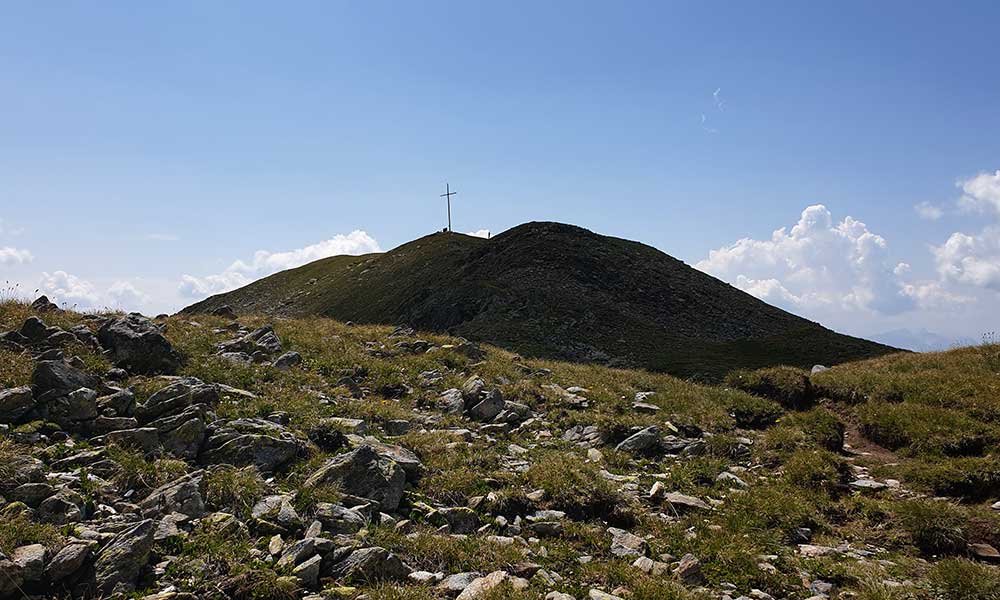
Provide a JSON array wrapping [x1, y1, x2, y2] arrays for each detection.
[[93, 518, 156, 594], [44, 542, 92, 582], [305, 445, 406, 512], [0, 386, 35, 422], [615, 426, 661, 454], [31, 360, 100, 403], [325, 546, 410, 582], [137, 378, 217, 423], [139, 471, 207, 518], [98, 314, 182, 375], [199, 419, 305, 472]]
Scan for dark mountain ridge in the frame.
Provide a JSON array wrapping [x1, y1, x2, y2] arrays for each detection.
[[182, 222, 898, 378]]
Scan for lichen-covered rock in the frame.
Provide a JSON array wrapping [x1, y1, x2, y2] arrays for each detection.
[[44, 542, 92, 582], [94, 519, 156, 594], [325, 546, 410, 582], [305, 445, 406, 512], [199, 420, 304, 472], [140, 471, 206, 518], [98, 314, 182, 375], [136, 378, 216, 423], [0, 386, 35, 423], [31, 360, 99, 403]]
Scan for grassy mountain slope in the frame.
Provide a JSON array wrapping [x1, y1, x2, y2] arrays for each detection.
[[182, 222, 898, 379], [2, 300, 997, 599]]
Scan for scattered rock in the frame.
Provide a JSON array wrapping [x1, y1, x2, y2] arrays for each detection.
[[326, 546, 410, 582], [304, 445, 406, 512], [98, 314, 183, 374], [94, 518, 156, 594]]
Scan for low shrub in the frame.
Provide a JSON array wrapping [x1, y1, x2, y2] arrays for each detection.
[[857, 402, 994, 457], [726, 394, 784, 429], [725, 366, 813, 409], [899, 457, 1000, 501], [929, 558, 1000, 600], [524, 451, 622, 520], [782, 448, 849, 492], [895, 499, 967, 556]]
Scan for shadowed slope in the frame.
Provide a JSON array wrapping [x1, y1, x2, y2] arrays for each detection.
[[182, 222, 898, 378]]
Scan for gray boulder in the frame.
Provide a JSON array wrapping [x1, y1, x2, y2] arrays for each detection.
[[149, 403, 209, 459], [45, 542, 92, 582], [47, 387, 98, 427], [137, 378, 217, 423], [608, 527, 648, 558], [31, 360, 99, 403], [315, 502, 367, 534], [326, 546, 410, 582], [615, 426, 661, 454], [273, 351, 302, 371], [461, 376, 485, 405], [93, 518, 156, 594], [199, 420, 304, 472], [101, 427, 160, 455], [252, 494, 302, 529], [0, 386, 35, 423], [433, 507, 479, 534], [11, 544, 46, 582], [305, 445, 406, 512], [469, 389, 505, 422], [140, 471, 206, 518], [0, 556, 22, 597], [98, 314, 182, 375]]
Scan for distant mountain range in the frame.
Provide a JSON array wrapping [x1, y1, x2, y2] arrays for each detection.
[[872, 328, 969, 352], [182, 222, 899, 379]]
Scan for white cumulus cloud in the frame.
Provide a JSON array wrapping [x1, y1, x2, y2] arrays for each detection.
[[179, 230, 381, 298], [957, 170, 1000, 216], [697, 204, 914, 316], [914, 201, 944, 221], [0, 246, 32, 265], [929, 170, 1000, 293], [932, 226, 1000, 291], [107, 280, 150, 309], [39, 271, 101, 309]]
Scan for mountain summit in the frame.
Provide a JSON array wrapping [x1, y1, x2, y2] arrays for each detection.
[[182, 222, 897, 378]]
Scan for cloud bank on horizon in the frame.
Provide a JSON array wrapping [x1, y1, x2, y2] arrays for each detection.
[[2, 170, 999, 345], [697, 170, 1000, 341], [177, 230, 381, 299]]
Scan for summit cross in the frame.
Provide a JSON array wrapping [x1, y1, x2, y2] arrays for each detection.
[[440, 183, 457, 232]]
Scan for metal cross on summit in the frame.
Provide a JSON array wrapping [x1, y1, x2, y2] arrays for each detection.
[[440, 182, 457, 232]]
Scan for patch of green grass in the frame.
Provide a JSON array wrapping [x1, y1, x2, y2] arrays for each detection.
[[0, 347, 33, 389], [726, 393, 785, 429], [725, 366, 813, 409], [756, 408, 845, 463], [523, 450, 625, 521], [0, 511, 63, 555], [401, 430, 510, 504], [895, 499, 967, 556], [929, 558, 1000, 600], [364, 526, 527, 573], [858, 402, 995, 457], [204, 466, 268, 518], [106, 445, 189, 491], [897, 457, 1000, 501], [782, 448, 848, 491]]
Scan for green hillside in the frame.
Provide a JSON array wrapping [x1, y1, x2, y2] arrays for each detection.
[[1, 300, 997, 599], [182, 222, 898, 380]]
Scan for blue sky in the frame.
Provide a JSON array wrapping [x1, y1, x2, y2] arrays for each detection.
[[1, 1, 998, 345]]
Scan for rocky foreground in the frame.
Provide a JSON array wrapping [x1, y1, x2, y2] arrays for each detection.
[[0, 298, 998, 600]]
